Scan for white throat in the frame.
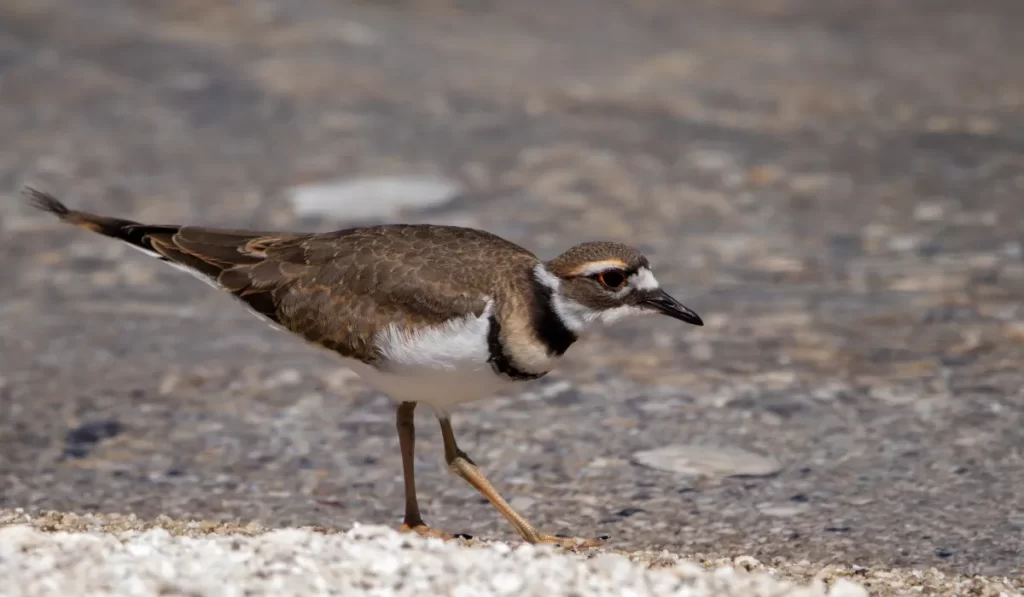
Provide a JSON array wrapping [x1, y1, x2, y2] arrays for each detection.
[[533, 264, 656, 332]]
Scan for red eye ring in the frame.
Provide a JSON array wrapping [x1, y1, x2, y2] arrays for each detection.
[[597, 270, 626, 289]]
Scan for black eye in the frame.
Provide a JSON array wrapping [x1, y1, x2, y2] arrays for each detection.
[[597, 270, 626, 289]]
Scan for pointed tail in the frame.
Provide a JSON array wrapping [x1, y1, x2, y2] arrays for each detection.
[[23, 187, 178, 258]]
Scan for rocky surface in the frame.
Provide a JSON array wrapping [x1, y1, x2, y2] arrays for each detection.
[[4, 519, 871, 597], [1, 0, 1022, 584], [3, 509, 1020, 597]]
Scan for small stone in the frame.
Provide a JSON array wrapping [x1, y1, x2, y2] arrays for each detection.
[[755, 256, 806, 273], [64, 419, 124, 459], [790, 173, 834, 193], [508, 496, 536, 512], [913, 202, 946, 221], [747, 165, 783, 186], [265, 369, 303, 388], [887, 235, 920, 252], [589, 553, 634, 577], [828, 578, 869, 597], [1004, 322, 1024, 342], [632, 445, 782, 478], [288, 175, 462, 222], [757, 503, 809, 517], [489, 570, 524, 593], [688, 149, 737, 173]]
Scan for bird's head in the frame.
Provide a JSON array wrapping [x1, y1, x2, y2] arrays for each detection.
[[534, 241, 703, 333]]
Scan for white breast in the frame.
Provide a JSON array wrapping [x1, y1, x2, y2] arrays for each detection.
[[344, 300, 514, 412]]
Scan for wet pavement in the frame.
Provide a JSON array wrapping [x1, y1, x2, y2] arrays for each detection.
[[1, 0, 1022, 578]]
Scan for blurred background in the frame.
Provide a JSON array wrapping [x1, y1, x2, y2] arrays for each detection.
[[1, 0, 1022, 577]]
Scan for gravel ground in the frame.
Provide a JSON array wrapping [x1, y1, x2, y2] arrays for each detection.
[[2, 510, 1019, 597], [2, 0, 1023, 592]]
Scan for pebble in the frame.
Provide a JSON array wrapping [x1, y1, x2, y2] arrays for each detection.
[[63, 419, 124, 459], [913, 202, 946, 222], [509, 496, 537, 512], [827, 579, 869, 597], [287, 175, 463, 222], [264, 369, 303, 388], [632, 445, 783, 478], [758, 504, 809, 517]]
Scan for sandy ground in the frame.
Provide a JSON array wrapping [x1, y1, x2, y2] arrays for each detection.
[[2, 509, 1020, 597], [1, 0, 1023, 593]]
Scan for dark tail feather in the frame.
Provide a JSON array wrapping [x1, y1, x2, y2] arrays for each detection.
[[23, 187, 179, 257], [25, 187, 295, 328], [24, 187, 72, 218]]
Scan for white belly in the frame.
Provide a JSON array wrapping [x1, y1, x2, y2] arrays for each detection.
[[341, 299, 519, 412], [345, 359, 514, 411]]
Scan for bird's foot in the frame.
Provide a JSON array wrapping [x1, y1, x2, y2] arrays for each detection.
[[535, 533, 609, 551]]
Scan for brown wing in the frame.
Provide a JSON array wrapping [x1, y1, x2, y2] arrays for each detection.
[[146, 227, 310, 328], [215, 227, 526, 362], [26, 188, 529, 363]]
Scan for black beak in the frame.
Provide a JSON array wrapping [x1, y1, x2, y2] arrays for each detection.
[[641, 290, 703, 326]]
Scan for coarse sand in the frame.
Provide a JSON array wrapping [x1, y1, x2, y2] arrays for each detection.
[[0, 509, 1019, 597]]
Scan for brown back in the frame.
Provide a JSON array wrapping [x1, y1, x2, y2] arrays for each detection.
[[161, 225, 542, 362]]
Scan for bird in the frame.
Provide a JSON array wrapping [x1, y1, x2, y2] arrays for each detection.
[[23, 186, 703, 549]]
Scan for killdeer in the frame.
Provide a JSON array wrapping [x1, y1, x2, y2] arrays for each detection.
[[24, 187, 703, 549]]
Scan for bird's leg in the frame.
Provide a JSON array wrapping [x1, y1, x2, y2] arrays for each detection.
[[395, 401, 452, 539], [437, 416, 605, 550]]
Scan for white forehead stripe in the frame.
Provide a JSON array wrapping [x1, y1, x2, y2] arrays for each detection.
[[629, 267, 660, 290]]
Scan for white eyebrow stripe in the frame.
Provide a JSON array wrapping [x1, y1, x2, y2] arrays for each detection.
[[629, 267, 659, 290]]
